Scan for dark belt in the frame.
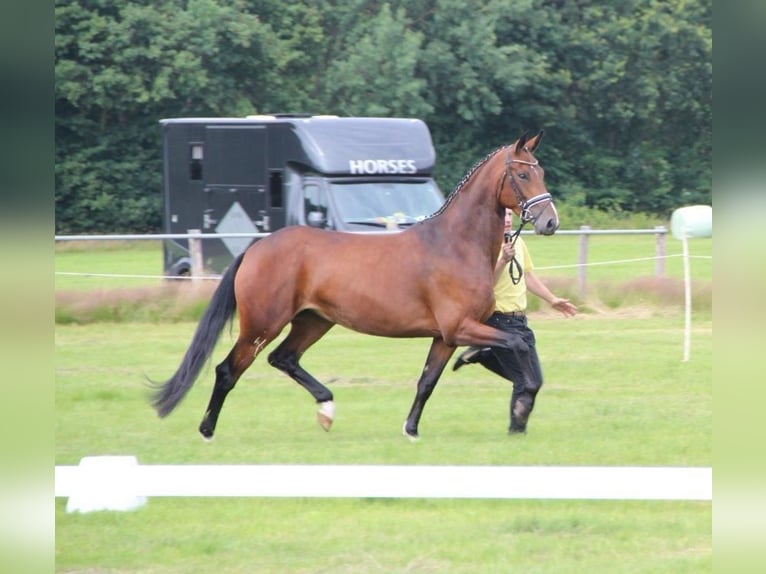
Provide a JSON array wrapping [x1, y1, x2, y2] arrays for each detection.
[[497, 311, 525, 318]]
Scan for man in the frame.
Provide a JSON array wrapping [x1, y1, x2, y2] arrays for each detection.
[[453, 209, 577, 433]]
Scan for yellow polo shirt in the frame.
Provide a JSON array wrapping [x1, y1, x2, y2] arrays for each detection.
[[493, 236, 533, 313]]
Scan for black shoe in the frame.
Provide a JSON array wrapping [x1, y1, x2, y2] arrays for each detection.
[[452, 346, 488, 371]]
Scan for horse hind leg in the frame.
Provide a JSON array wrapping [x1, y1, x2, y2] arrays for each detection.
[[198, 334, 264, 440], [267, 311, 336, 431], [403, 338, 455, 440]]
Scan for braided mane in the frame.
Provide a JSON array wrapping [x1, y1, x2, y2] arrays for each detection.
[[426, 146, 504, 220]]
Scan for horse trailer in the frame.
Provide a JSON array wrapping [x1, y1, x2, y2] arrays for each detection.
[[161, 114, 445, 275]]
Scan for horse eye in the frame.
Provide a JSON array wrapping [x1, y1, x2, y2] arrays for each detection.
[[518, 172, 528, 181]]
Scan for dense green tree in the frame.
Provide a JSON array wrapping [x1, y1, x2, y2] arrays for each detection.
[[55, 0, 711, 233], [55, 0, 279, 232], [411, 0, 554, 189], [502, 0, 713, 213], [240, 0, 327, 113], [321, 4, 432, 118]]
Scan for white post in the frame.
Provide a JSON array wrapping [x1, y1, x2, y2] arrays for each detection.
[[655, 226, 666, 277], [578, 225, 590, 295], [188, 229, 204, 281], [64, 456, 146, 513], [681, 228, 691, 362], [670, 205, 711, 363]]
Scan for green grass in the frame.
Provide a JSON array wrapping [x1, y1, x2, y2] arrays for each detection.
[[56, 316, 712, 572], [53, 225, 713, 571], [56, 498, 710, 574], [523, 233, 712, 283], [55, 240, 166, 291]]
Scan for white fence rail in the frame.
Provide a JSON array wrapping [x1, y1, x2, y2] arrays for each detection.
[[55, 457, 712, 511]]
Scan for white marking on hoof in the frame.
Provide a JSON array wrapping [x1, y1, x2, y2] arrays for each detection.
[[200, 434, 214, 443], [402, 421, 420, 442], [317, 401, 335, 431]]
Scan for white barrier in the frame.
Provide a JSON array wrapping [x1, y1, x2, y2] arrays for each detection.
[[670, 205, 713, 362], [56, 458, 711, 512]]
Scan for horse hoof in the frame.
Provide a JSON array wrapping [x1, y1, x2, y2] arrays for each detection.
[[317, 401, 335, 432], [317, 412, 333, 431], [199, 429, 214, 442], [402, 421, 420, 442]]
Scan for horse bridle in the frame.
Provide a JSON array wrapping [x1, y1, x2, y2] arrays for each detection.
[[502, 146, 554, 284], [504, 146, 553, 225]]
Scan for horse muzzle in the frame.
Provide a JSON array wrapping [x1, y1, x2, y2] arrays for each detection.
[[529, 200, 560, 235], [534, 215, 559, 235]]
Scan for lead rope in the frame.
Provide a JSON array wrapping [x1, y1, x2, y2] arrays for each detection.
[[504, 223, 526, 285], [503, 152, 528, 285]]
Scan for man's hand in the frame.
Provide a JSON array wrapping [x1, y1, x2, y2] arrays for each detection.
[[550, 297, 577, 317], [499, 243, 516, 263]]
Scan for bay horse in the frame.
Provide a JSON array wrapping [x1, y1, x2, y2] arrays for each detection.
[[152, 131, 559, 440]]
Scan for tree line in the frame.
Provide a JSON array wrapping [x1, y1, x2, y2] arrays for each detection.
[[55, 0, 711, 233]]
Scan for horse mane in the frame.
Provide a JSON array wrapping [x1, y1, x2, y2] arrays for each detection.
[[426, 146, 505, 220]]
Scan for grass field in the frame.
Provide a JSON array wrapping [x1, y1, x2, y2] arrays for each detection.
[[55, 313, 712, 572]]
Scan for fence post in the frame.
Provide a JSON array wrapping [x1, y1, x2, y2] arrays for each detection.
[[188, 229, 204, 281], [655, 226, 666, 278], [578, 225, 590, 295]]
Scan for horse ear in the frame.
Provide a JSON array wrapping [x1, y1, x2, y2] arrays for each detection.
[[514, 132, 529, 154], [525, 130, 544, 153]]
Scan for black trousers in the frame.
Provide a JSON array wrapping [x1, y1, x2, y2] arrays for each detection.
[[477, 312, 543, 432]]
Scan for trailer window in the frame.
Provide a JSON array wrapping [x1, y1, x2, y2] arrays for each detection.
[[304, 183, 329, 226], [330, 181, 444, 225], [269, 170, 283, 208], [189, 144, 203, 180]]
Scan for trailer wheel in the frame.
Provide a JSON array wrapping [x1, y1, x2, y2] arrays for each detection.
[[166, 258, 192, 279]]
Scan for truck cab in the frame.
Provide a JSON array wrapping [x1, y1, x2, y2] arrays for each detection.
[[161, 114, 444, 275]]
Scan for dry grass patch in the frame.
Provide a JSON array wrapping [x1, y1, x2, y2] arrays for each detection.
[[55, 282, 217, 324]]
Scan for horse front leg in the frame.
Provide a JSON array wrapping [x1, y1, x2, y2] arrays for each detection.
[[403, 338, 456, 440]]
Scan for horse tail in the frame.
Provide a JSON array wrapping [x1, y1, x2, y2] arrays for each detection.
[[151, 251, 246, 417]]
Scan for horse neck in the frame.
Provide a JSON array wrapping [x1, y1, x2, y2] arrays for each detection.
[[422, 155, 507, 259]]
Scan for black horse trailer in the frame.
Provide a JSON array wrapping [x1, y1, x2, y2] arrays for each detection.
[[161, 114, 445, 275]]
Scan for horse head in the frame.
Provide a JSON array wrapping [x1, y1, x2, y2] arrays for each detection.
[[498, 131, 559, 235]]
